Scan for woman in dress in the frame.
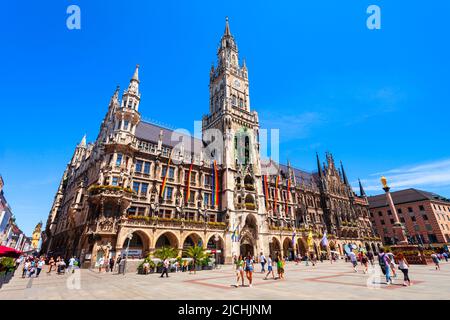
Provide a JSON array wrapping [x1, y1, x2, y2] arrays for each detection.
[[244, 254, 254, 287]]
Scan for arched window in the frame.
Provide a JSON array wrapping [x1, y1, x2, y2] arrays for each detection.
[[244, 136, 250, 165]]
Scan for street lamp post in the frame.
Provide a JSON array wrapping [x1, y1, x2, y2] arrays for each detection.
[[214, 234, 219, 268], [123, 231, 134, 275]]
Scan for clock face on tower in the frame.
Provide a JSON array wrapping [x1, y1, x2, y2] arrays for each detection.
[[233, 79, 240, 88]]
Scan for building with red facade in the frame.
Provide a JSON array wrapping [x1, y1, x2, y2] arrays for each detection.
[[368, 189, 450, 245]]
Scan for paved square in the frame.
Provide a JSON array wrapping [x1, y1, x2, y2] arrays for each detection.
[[1, 261, 449, 300]]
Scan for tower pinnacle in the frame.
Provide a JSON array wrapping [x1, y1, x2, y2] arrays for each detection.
[[224, 16, 231, 36], [358, 179, 367, 197], [132, 64, 140, 82]]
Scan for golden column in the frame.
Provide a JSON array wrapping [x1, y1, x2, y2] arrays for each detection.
[[380, 177, 408, 245]]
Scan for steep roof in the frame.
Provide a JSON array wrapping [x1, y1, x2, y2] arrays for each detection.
[[135, 121, 203, 153], [368, 188, 450, 209], [136, 121, 319, 186]]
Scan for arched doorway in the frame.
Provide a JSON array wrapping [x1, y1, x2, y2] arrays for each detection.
[[269, 237, 281, 257], [240, 237, 254, 257], [371, 243, 377, 254], [155, 232, 179, 249], [283, 238, 294, 260], [239, 214, 257, 257], [182, 233, 203, 250], [207, 235, 224, 264], [122, 231, 147, 259], [297, 238, 308, 256]]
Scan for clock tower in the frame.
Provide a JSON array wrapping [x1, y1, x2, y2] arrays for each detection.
[[202, 18, 268, 261]]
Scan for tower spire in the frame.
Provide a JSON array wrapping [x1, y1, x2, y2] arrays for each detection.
[[224, 16, 231, 36], [132, 64, 140, 82], [340, 161, 349, 186], [316, 152, 322, 177], [359, 178, 367, 197], [80, 134, 86, 147]]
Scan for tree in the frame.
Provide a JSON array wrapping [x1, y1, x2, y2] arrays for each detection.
[[153, 246, 177, 260], [183, 245, 209, 274]]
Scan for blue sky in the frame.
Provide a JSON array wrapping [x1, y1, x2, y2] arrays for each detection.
[[1, 1, 450, 236]]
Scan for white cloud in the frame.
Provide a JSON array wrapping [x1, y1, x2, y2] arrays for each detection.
[[356, 159, 450, 193]]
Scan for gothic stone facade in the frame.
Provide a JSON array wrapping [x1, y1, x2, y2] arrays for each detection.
[[42, 19, 381, 265]]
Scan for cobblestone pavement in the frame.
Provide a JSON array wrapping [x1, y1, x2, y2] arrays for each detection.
[[1, 260, 449, 300]]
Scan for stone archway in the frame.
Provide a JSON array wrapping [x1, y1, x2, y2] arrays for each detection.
[[297, 238, 308, 256], [239, 214, 258, 257], [206, 234, 225, 264], [371, 243, 377, 254], [182, 233, 204, 249], [240, 236, 254, 258], [283, 237, 294, 260], [155, 231, 179, 249], [269, 237, 281, 257], [121, 231, 147, 259]]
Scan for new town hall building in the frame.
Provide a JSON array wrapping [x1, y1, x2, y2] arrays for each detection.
[[42, 19, 381, 265]]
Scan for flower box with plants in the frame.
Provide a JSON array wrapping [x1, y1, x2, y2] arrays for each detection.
[[207, 221, 227, 229], [245, 203, 256, 210], [88, 185, 135, 196], [244, 184, 255, 191]]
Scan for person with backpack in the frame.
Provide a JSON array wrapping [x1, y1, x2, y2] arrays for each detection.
[[264, 255, 275, 280], [431, 252, 440, 270], [378, 248, 393, 285]]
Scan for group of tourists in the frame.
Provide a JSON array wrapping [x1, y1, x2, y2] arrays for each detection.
[[15, 255, 81, 278], [96, 255, 118, 273], [232, 252, 286, 287]]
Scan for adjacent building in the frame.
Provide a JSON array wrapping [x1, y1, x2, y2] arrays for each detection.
[[42, 19, 381, 266], [368, 188, 450, 245], [0, 175, 30, 250]]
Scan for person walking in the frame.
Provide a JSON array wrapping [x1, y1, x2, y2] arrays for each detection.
[[277, 255, 285, 279], [22, 259, 30, 278], [348, 251, 358, 272], [259, 252, 266, 273], [443, 252, 448, 262], [234, 255, 245, 287], [311, 253, 317, 266], [367, 251, 374, 266], [397, 253, 411, 286], [109, 256, 115, 272], [361, 253, 369, 274], [98, 257, 104, 273], [244, 254, 254, 287], [36, 257, 45, 277], [68, 256, 76, 273], [378, 248, 393, 285], [160, 258, 170, 278], [264, 255, 275, 280], [115, 255, 122, 273], [386, 250, 397, 278], [431, 253, 440, 270]]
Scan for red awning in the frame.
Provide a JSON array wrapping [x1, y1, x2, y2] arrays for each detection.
[[0, 246, 22, 258]]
